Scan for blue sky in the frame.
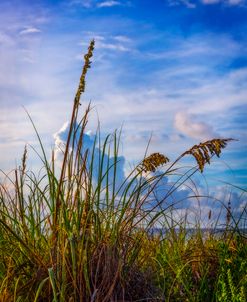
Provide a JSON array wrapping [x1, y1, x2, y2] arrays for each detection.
[[0, 0, 246, 223]]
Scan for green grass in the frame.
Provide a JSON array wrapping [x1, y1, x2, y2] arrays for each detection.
[[0, 40, 246, 301]]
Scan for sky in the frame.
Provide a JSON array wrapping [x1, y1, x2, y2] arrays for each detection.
[[0, 0, 246, 224]]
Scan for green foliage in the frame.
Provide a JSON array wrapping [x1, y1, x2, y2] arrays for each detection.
[[216, 236, 247, 302]]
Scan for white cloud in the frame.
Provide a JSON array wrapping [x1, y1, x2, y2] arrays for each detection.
[[53, 121, 70, 160], [97, 40, 130, 51], [148, 34, 241, 61], [174, 112, 219, 140], [80, 32, 132, 52], [114, 35, 131, 43], [68, 0, 125, 8], [19, 27, 41, 35], [97, 1, 121, 7], [53, 121, 126, 189]]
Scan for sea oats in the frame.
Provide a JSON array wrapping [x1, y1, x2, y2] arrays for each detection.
[[138, 152, 169, 173], [75, 40, 95, 106], [183, 138, 234, 172]]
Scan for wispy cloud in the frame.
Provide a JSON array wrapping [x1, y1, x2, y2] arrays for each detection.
[[68, 0, 93, 8], [202, 0, 245, 5], [167, 0, 197, 7], [19, 27, 41, 35], [80, 32, 132, 52], [97, 1, 122, 8], [169, 0, 246, 7], [201, 0, 221, 3], [113, 35, 131, 42], [97, 40, 130, 51], [146, 34, 241, 64], [68, 0, 128, 8], [181, 0, 196, 8]]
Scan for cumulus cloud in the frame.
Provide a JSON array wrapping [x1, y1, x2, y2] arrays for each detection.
[[54, 122, 126, 189], [53, 122, 230, 226], [174, 112, 219, 140]]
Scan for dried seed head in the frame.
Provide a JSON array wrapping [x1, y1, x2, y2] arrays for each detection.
[[75, 40, 95, 106], [184, 138, 234, 172], [21, 145, 27, 173], [226, 200, 231, 225], [138, 152, 169, 173]]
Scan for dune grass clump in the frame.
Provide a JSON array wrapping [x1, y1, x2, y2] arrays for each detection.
[[0, 41, 246, 301]]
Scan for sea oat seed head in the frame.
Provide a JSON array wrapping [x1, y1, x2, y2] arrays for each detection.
[[139, 152, 169, 173]]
